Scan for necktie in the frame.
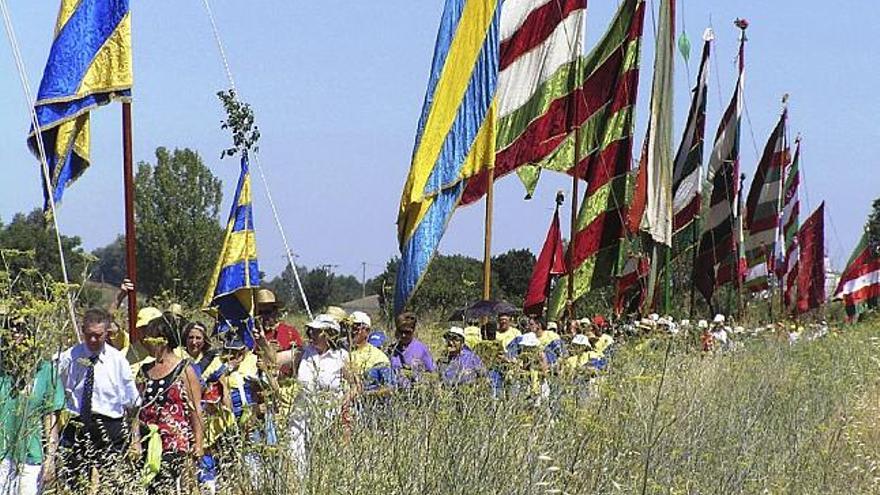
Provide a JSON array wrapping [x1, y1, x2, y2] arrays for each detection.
[[81, 354, 99, 420]]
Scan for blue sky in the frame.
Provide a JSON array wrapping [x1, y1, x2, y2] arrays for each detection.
[[1, 1, 877, 282]]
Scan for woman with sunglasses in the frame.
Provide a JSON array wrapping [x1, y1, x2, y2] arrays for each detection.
[[135, 313, 205, 493]]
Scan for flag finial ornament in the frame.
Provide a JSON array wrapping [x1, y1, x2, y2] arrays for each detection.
[[734, 18, 749, 30], [678, 30, 691, 62], [702, 28, 715, 42]]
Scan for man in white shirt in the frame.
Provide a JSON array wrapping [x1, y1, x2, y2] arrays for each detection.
[[287, 314, 349, 475], [52, 308, 140, 491]]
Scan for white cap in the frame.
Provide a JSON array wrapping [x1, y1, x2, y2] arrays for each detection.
[[547, 321, 558, 330], [571, 334, 591, 347], [649, 313, 660, 321], [680, 319, 691, 327], [306, 314, 341, 332], [713, 314, 726, 324], [698, 319, 709, 329], [520, 333, 540, 347], [578, 317, 592, 325], [349, 311, 371, 327], [444, 326, 466, 340]]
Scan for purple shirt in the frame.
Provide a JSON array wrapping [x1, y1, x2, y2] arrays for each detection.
[[390, 339, 436, 373], [441, 348, 484, 386]]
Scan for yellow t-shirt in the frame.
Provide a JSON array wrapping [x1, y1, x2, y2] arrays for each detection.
[[595, 334, 614, 354], [463, 326, 482, 350], [495, 327, 522, 350], [564, 351, 602, 370], [537, 331, 561, 349], [349, 344, 390, 375]]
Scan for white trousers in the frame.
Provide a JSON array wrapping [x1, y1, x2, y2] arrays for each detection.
[[0, 458, 42, 495]]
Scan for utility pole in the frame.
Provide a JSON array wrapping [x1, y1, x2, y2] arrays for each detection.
[[361, 261, 367, 298]]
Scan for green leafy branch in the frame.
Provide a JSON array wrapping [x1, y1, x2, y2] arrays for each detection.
[[217, 89, 261, 159]]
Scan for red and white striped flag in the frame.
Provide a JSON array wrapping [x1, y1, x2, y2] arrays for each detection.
[[462, 0, 586, 204], [834, 224, 880, 321], [694, 21, 747, 305], [743, 109, 788, 292], [778, 139, 801, 308]]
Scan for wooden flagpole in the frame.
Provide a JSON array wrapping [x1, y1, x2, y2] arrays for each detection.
[[482, 165, 495, 300], [567, 127, 581, 318], [122, 103, 138, 339]]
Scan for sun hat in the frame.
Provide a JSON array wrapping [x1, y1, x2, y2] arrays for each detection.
[[592, 315, 608, 327], [255, 288, 281, 308], [713, 314, 726, 324], [136, 307, 163, 328], [571, 334, 591, 347], [167, 303, 184, 317], [519, 332, 540, 347], [306, 314, 341, 333], [367, 330, 386, 348], [698, 319, 709, 329], [547, 321, 558, 331], [444, 326, 466, 341], [349, 311, 372, 327], [325, 306, 348, 322]]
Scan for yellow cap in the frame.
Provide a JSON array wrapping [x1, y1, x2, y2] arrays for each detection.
[[136, 307, 163, 328]]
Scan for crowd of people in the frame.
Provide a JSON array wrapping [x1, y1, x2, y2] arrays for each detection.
[[0, 279, 832, 494]]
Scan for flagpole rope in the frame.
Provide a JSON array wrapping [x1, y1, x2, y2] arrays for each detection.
[[200, 0, 313, 319], [707, 16, 725, 114], [741, 98, 762, 168], [0, 0, 80, 338]]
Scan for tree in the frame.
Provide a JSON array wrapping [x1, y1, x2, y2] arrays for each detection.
[[91, 235, 126, 286], [0, 209, 90, 284], [371, 254, 506, 318], [492, 248, 536, 307], [134, 147, 225, 304], [266, 264, 372, 312], [867, 198, 880, 257]]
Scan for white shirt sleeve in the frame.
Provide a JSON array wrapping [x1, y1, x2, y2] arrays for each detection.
[[118, 354, 142, 409]]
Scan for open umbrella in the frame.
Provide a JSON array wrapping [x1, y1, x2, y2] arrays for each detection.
[[448, 300, 518, 322]]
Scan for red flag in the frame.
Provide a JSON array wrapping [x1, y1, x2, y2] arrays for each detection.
[[614, 254, 651, 316], [796, 202, 825, 314], [626, 134, 650, 235], [524, 208, 566, 315]]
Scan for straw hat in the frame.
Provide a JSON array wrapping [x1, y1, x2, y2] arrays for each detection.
[[255, 288, 280, 308], [326, 306, 348, 322]]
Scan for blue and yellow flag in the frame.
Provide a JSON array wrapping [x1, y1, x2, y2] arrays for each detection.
[[28, 0, 132, 210], [394, 0, 500, 314], [203, 156, 261, 347]]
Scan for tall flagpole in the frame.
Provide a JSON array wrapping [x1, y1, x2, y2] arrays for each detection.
[[483, 165, 495, 300], [567, 127, 581, 318], [122, 103, 138, 339]]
